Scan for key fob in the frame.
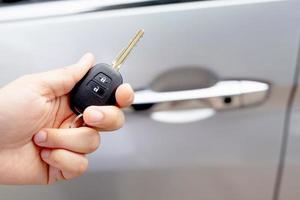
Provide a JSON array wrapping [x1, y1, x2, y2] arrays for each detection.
[[70, 63, 123, 114]]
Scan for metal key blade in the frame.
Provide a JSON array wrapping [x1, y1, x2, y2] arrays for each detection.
[[112, 29, 144, 70]]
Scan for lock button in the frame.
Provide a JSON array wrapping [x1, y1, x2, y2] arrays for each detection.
[[87, 81, 106, 96]]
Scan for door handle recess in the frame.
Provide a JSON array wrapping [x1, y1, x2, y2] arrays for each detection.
[[132, 80, 270, 111]]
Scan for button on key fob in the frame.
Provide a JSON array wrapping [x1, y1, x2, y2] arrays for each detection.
[[71, 63, 123, 114], [70, 29, 144, 114]]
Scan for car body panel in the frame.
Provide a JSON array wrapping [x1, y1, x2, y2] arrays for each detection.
[[279, 43, 300, 200], [0, 0, 299, 199]]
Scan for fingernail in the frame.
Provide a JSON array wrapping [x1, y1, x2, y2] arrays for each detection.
[[89, 109, 104, 124], [128, 92, 134, 104], [41, 149, 51, 159], [34, 131, 47, 143]]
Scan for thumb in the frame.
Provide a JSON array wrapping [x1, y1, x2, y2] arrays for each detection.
[[38, 53, 95, 98]]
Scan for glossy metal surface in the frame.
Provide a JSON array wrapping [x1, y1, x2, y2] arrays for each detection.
[[112, 29, 144, 70], [133, 80, 269, 105], [277, 42, 300, 200], [0, 0, 299, 200]]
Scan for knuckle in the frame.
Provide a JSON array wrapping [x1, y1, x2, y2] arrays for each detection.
[[47, 130, 64, 147], [50, 150, 64, 166], [88, 133, 100, 152], [61, 171, 74, 180], [111, 109, 124, 130], [53, 132, 64, 146], [56, 68, 75, 94], [114, 111, 125, 129]]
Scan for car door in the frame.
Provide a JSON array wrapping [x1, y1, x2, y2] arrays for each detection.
[[278, 41, 300, 199], [0, 0, 299, 200]]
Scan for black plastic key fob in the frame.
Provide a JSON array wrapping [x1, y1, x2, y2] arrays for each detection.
[[70, 29, 144, 115], [70, 63, 123, 114]]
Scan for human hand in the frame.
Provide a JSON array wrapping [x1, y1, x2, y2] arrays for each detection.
[[0, 53, 134, 184]]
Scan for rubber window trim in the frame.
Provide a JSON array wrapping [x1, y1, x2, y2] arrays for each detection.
[[0, 0, 209, 23]]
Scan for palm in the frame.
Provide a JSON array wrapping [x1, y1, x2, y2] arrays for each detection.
[[0, 78, 74, 183]]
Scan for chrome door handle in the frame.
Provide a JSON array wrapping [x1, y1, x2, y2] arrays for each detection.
[[133, 80, 270, 110]]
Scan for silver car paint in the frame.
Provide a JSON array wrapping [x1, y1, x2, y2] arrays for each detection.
[[0, 0, 299, 199]]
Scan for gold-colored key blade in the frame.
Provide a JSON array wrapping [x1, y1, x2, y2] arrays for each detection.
[[112, 29, 144, 70]]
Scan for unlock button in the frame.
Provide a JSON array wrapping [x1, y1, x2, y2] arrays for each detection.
[[87, 81, 106, 96]]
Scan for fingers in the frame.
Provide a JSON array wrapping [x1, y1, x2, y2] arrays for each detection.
[[48, 167, 65, 184], [38, 53, 96, 98], [34, 125, 100, 182], [41, 149, 88, 180], [83, 106, 125, 131], [81, 83, 133, 130], [34, 127, 100, 154], [115, 83, 134, 108]]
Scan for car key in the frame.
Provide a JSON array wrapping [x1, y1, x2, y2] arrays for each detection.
[[70, 29, 144, 116]]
